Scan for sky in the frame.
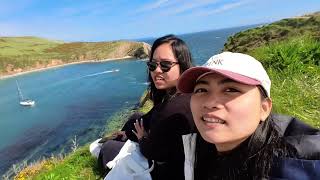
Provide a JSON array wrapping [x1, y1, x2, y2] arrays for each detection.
[[0, 0, 319, 42]]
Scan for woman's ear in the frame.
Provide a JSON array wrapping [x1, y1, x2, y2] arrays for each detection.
[[260, 98, 272, 122]]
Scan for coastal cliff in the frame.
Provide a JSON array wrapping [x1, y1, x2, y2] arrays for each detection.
[[0, 37, 150, 77], [223, 11, 320, 53]]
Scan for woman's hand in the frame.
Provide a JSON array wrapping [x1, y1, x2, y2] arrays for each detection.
[[111, 131, 127, 141], [132, 118, 148, 140]]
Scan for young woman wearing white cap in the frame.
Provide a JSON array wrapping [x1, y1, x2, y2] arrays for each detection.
[[178, 52, 320, 180]]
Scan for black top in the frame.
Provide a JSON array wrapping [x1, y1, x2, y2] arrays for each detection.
[[125, 93, 195, 180], [193, 114, 320, 180]]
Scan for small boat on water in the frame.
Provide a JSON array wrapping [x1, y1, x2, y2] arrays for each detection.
[[16, 80, 35, 106], [20, 99, 35, 106]]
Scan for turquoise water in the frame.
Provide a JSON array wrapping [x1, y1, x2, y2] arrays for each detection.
[[0, 25, 254, 174], [0, 60, 149, 173]]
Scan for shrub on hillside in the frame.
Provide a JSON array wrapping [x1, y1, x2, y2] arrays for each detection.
[[250, 36, 320, 128], [252, 35, 320, 73]]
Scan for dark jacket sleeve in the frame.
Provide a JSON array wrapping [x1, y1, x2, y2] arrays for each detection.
[[272, 114, 320, 159], [270, 157, 320, 180], [139, 113, 191, 162], [124, 109, 153, 142], [271, 114, 320, 179]]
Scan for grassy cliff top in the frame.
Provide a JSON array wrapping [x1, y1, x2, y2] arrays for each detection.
[[0, 36, 150, 76], [0, 36, 62, 56], [224, 11, 320, 53]]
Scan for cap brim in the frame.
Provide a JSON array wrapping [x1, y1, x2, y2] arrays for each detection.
[[177, 67, 261, 93]]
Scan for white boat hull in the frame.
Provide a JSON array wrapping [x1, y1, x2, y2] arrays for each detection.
[[20, 100, 35, 106]]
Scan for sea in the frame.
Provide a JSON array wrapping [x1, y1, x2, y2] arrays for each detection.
[[0, 25, 256, 175]]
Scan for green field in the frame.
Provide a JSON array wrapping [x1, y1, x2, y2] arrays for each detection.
[[0, 36, 62, 56]]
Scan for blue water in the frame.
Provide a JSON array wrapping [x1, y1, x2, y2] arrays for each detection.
[[0, 25, 254, 174]]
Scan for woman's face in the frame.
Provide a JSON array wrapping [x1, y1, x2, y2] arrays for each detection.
[[151, 43, 181, 91], [190, 73, 272, 152]]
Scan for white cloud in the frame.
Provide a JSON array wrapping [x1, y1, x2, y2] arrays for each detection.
[[168, 0, 220, 15], [128, 0, 221, 23], [133, 0, 220, 16], [194, 0, 252, 17], [135, 0, 171, 13]]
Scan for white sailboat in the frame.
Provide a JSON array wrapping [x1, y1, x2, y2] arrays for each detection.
[[16, 80, 35, 106]]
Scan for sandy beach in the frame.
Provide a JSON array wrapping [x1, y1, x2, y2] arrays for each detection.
[[0, 56, 134, 80]]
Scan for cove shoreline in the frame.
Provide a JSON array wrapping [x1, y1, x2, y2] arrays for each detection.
[[0, 56, 135, 80]]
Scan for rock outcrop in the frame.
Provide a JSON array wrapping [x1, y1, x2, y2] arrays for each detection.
[[130, 42, 151, 59]]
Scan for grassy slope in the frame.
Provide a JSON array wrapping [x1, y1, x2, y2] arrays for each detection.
[[249, 36, 320, 128], [0, 36, 61, 56], [0, 36, 147, 75], [14, 146, 102, 180], [224, 12, 320, 53]]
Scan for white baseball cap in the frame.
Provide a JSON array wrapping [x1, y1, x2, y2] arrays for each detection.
[[177, 52, 271, 97]]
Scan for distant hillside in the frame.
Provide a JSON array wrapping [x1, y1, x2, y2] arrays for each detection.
[[0, 36, 150, 76], [224, 11, 320, 53]]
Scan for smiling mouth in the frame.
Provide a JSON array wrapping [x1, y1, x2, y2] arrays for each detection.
[[202, 117, 226, 124], [155, 77, 164, 81]]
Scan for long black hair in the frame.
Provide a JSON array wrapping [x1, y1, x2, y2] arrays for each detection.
[[194, 87, 297, 179], [148, 34, 193, 106]]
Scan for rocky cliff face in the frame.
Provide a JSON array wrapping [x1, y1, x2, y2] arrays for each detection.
[[129, 42, 151, 59]]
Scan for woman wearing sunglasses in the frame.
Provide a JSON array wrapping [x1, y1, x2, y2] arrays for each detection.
[[177, 52, 320, 180], [98, 34, 194, 179]]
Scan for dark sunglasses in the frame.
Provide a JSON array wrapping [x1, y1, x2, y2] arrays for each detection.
[[146, 61, 179, 72]]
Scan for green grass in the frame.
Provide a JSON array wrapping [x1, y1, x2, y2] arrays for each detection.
[[138, 91, 153, 114], [224, 11, 320, 53], [0, 36, 62, 56], [0, 37, 146, 74], [30, 146, 102, 180], [249, 35, 320, 128]]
